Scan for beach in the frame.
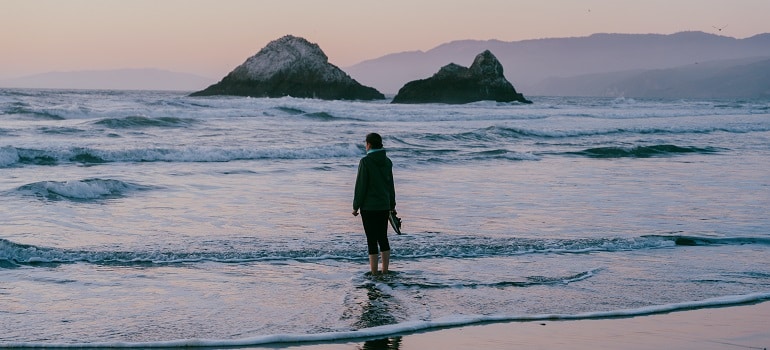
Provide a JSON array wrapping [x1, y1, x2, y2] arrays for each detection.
[[285, 302, 770, 350]]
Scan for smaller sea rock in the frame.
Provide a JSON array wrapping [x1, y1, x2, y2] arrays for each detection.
[[392, 50, 532, 104]]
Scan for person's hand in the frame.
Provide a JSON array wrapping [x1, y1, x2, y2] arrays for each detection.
[[352, 209, 359, 216]]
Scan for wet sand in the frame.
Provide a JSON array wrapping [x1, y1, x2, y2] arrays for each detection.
[[277, 301, 769, 350]]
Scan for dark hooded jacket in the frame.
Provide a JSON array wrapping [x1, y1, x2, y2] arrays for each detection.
[[353, 149, 396, 211]]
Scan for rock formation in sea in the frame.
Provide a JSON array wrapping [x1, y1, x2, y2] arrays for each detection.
[[191, 35, 384, 100], [391, 50, 532, 104]]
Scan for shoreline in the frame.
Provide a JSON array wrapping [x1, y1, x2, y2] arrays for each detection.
[[2, 302, 767, 348], [279, 301, 770, 350]]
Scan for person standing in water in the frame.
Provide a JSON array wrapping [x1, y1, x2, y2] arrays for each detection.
[[352, 133, 396, 275]]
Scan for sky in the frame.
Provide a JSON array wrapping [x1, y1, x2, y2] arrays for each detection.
[[2, 0, 769, 80]]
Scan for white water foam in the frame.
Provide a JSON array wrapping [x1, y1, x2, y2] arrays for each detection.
[[2, 293, 767, 348], [0, 145, 19, 167], [17, 179, 146, 200]]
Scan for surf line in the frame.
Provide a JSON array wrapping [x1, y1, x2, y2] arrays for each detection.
[[2, 292, 769, 349]]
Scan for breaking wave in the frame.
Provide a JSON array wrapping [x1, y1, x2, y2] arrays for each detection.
[[3, 234, 766, 268], [567, 145, 721, 158], [93, 116, 196, 128], [15, 178, 155, 201], [1, 103, 67, 120], [415, 124, 770, 142], [0, 143, 362, 167]]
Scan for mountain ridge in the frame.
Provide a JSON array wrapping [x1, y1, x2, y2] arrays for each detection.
[[533, 56, 770, 98], [346, 31, 770, 97]]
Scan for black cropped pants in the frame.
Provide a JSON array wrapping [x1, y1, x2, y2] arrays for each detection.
[[360, 210, 390, 255]]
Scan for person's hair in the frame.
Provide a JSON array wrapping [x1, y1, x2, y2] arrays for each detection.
[[366, 133, 383, 149]]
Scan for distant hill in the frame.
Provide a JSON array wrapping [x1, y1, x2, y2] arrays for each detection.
[[345, 31, 770, 97], [0, 68, 214, 91], [533, 57, 770, 98]]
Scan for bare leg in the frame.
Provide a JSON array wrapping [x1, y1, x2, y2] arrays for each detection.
[[369, 254, 379, 275], [381, 250, 390, 274]]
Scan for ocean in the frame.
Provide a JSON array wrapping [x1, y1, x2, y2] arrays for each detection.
[[1, 89, 769, 347]]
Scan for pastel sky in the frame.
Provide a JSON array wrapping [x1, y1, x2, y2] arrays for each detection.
[[2, 0, 769, 80]]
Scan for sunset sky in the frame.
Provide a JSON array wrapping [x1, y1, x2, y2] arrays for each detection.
[[2, 0, 769, 80]]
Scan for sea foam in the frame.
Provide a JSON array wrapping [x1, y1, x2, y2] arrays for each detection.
[[1, 143, 363, 167], [17, 178, 152, 201], [2, 293, 768, 348]]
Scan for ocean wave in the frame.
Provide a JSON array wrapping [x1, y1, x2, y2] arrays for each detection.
[[399, 145, 539, 162], [2, 293, 768, 348], [1, 147, 107, 166], [15, 178, 155, 201], [266, 106, 361, 121], [2, 102, 67, 120], [302, 111, 344, 121], [273, 106, 305, 115], [466, 149, 541, 161], [5, 234, 766, 268], [0, 146, 23, 167], [567, 145, 721, 158], [38, 126, 88, 134], [0, 127, 14, 137], [645, 234, 770, 246], [394, 235, 678, 259], [93, 116, 197, 129], [413, 124, 770, 145], [374, 269, 599, 290], [146, 98, 214, 109], [0, 143, 362, 167]]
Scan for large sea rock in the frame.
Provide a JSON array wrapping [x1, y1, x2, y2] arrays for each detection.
[[391, 50, 532, 104], [191, 35, 384, 100]]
